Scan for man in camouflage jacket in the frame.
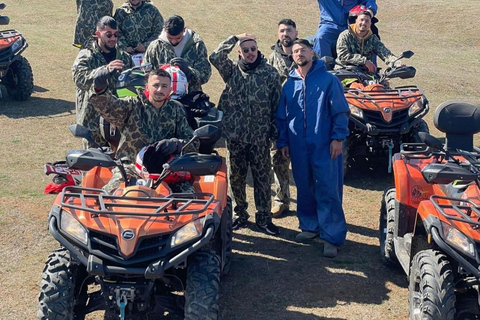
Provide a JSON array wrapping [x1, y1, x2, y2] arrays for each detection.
[[89, 68, 196, 193], [72, 16, 133, 148], [114, 0, 163, 55], [336, 11, 400, 73], [209, 33, 282, 236], [74, 0, 113, 48], [267, 19, 299, 218], [145, 15, 211, 93]]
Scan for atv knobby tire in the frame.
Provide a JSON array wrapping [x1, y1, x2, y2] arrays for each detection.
[[5, 56, 34, 101], [408, 249, 455, 320], [38, 247, 83, 320], [184, 249, 221, 320], [408, 119, 429, 143], [222, 196, 233, 275], [379, 187, 399, 266]]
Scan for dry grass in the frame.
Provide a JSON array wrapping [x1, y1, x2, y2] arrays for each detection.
[[0, 0, 479, 319]]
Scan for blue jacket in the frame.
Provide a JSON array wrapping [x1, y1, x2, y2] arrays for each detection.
[[276, 60, 349, 152], [318, 0, 377, 29]]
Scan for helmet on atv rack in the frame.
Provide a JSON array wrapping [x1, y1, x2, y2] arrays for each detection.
[[116, 64, 152, 98], [160, 64, 188, 100]]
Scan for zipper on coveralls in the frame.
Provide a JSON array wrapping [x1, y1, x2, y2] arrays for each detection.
[[303, 79, 307, 135]]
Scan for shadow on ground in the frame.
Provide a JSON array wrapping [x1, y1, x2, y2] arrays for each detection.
[[0, 94, 75, 119]]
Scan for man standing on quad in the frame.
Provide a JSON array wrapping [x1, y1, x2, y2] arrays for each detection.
[[209, 33, 282, 235], [277, 39, 349, 257], [336, 10, 401, 73], [267, 18, 298, 218], [145, 15, 211, 93], [313, 0, 377, 60], [72, 16, 133, 149], [73, 0, 113, 49], [88, 67, 197, 193], [113, 0, 163, 57]]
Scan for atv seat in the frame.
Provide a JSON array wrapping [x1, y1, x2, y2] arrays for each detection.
[[434, 100, 480, 152]]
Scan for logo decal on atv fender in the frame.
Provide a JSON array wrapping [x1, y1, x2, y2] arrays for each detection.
[[122, 230, 135, 240], [411, 185, 429, 203]]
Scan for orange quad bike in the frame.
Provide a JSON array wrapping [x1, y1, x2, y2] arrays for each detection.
[[37, 124, 232, 320], [330, 50, 429, 174], [379, 100, 480, 319]]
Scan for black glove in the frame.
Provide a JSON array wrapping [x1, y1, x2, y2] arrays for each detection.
[[92, 66, 110, 92], [142, 138, 184, 173], [170, 57, 192, 80]]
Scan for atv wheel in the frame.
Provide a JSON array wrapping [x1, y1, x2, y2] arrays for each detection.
[[38, 247, 85, 320], [409, 120, 429, 143], [379, 187, 399, 266], [184, 249, 221, 320], [4, 56, 34, 101], [222, 196, 233, 275], [409, 249, 455, 320]]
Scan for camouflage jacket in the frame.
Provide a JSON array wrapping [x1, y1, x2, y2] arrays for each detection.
[[336, 24, 398, 67], [74, 0, 113, 48], [144, 30, 211, 92], [89, 90, 196, 163], [209, 35, 281, 146], [267, 41, 295, 84], [114, 1, 164, 51], [72, 39, 133, 130]]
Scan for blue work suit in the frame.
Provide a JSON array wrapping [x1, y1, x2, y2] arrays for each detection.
[[276, 60, 350, 246], [314, 0, 377, 58]]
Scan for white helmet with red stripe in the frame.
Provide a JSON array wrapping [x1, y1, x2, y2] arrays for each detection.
[[135, 146, 161, 180], [160, 64, 188, 99]]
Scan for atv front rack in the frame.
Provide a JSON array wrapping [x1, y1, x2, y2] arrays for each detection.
[[60, 186, 214, 217], [431, 195, 480, 228], [345, 85, 425, 104]]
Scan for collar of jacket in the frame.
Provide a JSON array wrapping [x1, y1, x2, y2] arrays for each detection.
[[289, 59, 326, 80]]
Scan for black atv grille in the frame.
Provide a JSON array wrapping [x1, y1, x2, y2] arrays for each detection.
[[363, 109, 409, 129], [0, 47, 13, 66], [89, 230, 170, 262]]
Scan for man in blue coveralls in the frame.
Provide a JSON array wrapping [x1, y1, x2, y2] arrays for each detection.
[[276, 39, 350, 258], [313, 0, 377, 59]]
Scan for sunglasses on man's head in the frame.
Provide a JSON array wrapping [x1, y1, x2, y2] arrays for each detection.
[[105, 32, 119, 39], [241, 46, 257, 54]]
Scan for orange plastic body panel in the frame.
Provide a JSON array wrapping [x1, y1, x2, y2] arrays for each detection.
[[393, 153, 434, 208], [57, 157, 228, 258]]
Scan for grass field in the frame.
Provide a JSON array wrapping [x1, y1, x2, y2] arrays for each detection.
[[0, 0, 479, 319]]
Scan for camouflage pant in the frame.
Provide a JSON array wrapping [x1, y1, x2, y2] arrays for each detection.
[[271, 149, 290, 206], [103, 163, 194, 194], [226, 140, 272, 225]]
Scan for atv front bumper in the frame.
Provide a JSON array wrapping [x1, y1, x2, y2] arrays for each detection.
[[49, 216, 215, 279]]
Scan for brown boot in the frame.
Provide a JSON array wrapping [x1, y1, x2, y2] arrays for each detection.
[[271, 203, 289, 218]]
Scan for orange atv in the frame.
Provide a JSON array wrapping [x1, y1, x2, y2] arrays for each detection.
[[38, 124, 231, 320], [379, 100, 480, 319], [330, 51, 429, 174]]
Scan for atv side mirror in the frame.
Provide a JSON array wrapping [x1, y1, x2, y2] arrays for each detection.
[[0, 3, 6, 10], [68, 124, 103, 150], [419, 132, 444, 151], [181, 124, 219, 155], [399, 50, 414, 59]]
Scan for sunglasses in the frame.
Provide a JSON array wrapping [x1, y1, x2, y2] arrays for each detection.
[[105, 32, 119, 39], [241, 46, 257, 54]]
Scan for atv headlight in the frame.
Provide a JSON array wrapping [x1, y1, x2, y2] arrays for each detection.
[[171, 216, 206, 248], [349, 104, 363, 118], [10, 37, 23, 52], [408, 100, 424, 117], [60, 211, 88, 245], [441, 222, 475, 257]]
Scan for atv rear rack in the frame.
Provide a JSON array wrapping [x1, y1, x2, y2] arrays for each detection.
[[60, 186, 214, 217], [431, 195, 480, 228]]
